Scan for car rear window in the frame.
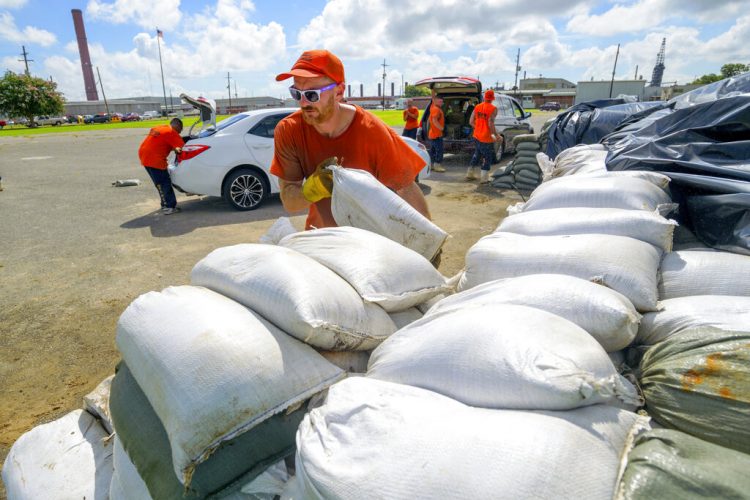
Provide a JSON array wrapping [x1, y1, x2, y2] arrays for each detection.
[[196, 114, 249, 138]]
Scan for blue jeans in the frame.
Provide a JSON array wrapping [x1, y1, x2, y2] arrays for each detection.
[[402, 128, 417, 140], [429, 137, 444, 164], [470, 139, 494, 171], [144, 167, 177, 209]]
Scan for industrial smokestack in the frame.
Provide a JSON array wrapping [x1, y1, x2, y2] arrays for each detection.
[[71, 9, 99, 101]]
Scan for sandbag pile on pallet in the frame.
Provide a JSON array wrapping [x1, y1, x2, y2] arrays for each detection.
[[491, 134, 543, 192]]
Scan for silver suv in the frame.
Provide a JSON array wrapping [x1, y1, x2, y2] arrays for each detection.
[[415, 76, 534, 162]]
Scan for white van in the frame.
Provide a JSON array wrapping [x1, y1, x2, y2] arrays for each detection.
[[141, 111, 160, 120]]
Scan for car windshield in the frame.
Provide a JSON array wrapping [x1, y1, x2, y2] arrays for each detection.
[[196, 113, 249, 138]]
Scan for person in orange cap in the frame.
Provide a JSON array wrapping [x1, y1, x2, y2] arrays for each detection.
[[468, 89, 500, 183], [270, 49, 431, 231]]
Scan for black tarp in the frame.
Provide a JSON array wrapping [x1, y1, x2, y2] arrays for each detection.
[[543, 99, 665, 159], [603, 73, 750, 254]]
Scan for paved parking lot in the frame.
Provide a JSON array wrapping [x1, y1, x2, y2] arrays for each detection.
[[0, 112, 551, 471]]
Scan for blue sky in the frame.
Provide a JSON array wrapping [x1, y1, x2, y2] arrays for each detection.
[[2, 0, 750, 102]]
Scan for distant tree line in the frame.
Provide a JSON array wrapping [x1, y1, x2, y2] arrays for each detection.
[[690, 63, 749, 85]]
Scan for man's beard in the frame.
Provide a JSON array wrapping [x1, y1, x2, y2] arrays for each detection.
[[301, 97, 335, 126]]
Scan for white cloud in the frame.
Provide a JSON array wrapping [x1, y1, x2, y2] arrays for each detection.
[[0, 11, 57, 46], [86, 0, 182, 31], [0, 0, 27, 8]]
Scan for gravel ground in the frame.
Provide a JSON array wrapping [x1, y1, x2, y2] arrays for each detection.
[[0, 112, 551, 490]]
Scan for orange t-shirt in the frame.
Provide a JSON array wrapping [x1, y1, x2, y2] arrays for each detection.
[[270, 106, 426, 230], [138, 125, 184, 169], [403, 106, 419, 130], [428, 103, 444, 140], [472, 101, 497, 143]]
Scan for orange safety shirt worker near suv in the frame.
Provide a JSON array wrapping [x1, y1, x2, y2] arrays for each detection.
[[428, 103, 444, 140], [270, 106, 426, 230], [138, 124, 184, 169], [472, 101, 497, 143], [403, 105, 419, 130]]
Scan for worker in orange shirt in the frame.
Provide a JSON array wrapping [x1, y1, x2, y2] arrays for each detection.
[[402, 100, 419, 140], [270, 50, 431, 231], [468, 89, 499, 183], [428, 95, 445, 172], [138, 118, 184, 214]]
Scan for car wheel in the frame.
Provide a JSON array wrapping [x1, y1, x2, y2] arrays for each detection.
[[492, 139, 504, 164], [223, 168, 267, 211]]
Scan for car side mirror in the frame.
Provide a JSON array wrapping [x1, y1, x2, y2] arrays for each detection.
[[524, 112, 532, 119]]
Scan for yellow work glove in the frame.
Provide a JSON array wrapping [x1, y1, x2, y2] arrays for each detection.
[[302, 157, 338, 203]]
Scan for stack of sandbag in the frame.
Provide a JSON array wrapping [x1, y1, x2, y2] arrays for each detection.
[[109, 285, 346, 498], [490, 134, 542, 191], [329, 165, 448, 262], [290, 377, 649, 499], [630, 249, 750, 455]]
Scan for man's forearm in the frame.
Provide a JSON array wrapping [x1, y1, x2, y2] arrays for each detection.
[[396, 181, 431, 220], [279, 179, 311, 213]]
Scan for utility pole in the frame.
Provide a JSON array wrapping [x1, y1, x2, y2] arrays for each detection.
[[156, 28, 168, 116], [513, 48, 521, 93], [234, 81, 238, 100], [96, 66, 109, 114], [634, 65, 638, 80], [609, 43, 620, 98], [227, 72, 232, 113], [381, 59, 389, 110], [18, 46, 33, 76]]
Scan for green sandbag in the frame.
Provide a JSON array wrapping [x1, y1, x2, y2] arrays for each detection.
[[640, 327, 750, 454], [491, 181, 516, 189], [616, 428, 750, 499], [513, 158, 540, 168], [512, 134, 539, 146], [514, 153, 539, 162], [516, 142, 541, 152], [492, 164, 514, 177], [110, 363, 304, 499], [515, 171, 540, 184]]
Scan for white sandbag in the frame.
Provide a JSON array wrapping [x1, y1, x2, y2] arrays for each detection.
[[116, 285, 345, 485], [110, 436, 151, 500], [459, 232, 662, 311], [537, 152, 554, 177], [547, 144, 608, 179], [223, 461, 290, 500], [637, 295, 750, 346], [544, 170, 671, 190], [415, 293, 447, 314], [191, 244, 397, 350], [329, 165, 448, 260], [368, 304, 639, 410], [294, 377, 649, 500], [497, 207, 677, 252], [83, 375, 114, 434], [518, 176, 675, 214], [317, 350, 371, 373], [659, 250, 750, 299], [279, 226, 449, 311], [425, 274, 640, 352], [388, 307, 423, 329], [259, 217, 298, 245], [608, 350, 626, 369], [2, 409, 113, 500]]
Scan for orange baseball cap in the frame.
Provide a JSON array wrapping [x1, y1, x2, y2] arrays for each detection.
[[275, 50, 345, 83], [484, 89, 495, 101]]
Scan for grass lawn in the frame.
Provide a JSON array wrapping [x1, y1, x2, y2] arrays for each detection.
[[0, 108, 548, 137]]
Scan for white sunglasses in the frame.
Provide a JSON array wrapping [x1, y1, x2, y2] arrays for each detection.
[[289, 83, 337, 103]]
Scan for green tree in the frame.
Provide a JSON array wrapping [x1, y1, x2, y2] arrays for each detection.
[[691, 73, 722, 85], [404, 84, 431, 97], [720, 63, 749, 78], [0, 71, 65, 126]]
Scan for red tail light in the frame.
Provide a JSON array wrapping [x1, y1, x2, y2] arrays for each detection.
[[177, 144, 210, 162]]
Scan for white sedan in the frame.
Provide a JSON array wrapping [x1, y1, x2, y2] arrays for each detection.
[[169, 107, 431, 211]]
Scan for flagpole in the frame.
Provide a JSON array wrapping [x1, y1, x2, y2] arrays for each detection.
[[156, 28, 168, 116]]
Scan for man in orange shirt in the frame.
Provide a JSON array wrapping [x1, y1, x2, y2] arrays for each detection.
[[401, 100, 419, 140], [427, 95, 445, 172], [270, 50, 431, 231], [468, 89, 499, 184], [138, 118, 184, 214]]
